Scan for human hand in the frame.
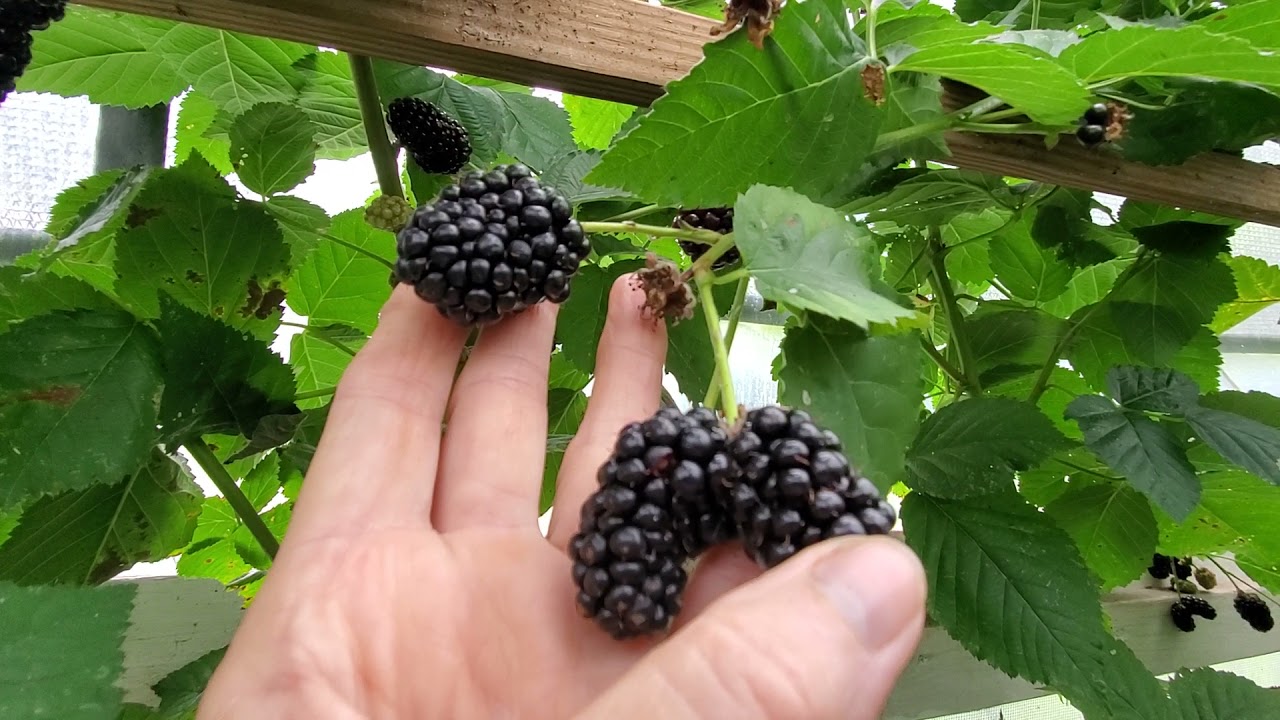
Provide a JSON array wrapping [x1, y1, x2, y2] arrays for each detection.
[[198, 276, 927, 720]]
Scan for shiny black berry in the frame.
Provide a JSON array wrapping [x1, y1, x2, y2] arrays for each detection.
[[1083, 102, 1110, 126], [673, 207, 739, 269], [386, 97, 471, 174], [1076, 124, 1106, 147], [1234, 593, 1274, 633]]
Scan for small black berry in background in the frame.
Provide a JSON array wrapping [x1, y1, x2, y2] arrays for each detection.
[[1148, 554, 1173, 580], [392, 164, 588, 327], [1083, 102, 1110, 126], [725, 405, 896, 569], [1174, 557, 1193, 580], [1170, 596, 1216, 632], [674, 207, 740, 270], [1193, 566, 1217, 590], [1076, 124, 1106, 147], [386, 97, 471, 175], [1234, 592, 1274, 633]]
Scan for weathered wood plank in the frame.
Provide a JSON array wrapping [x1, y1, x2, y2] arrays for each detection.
[[76, 0, 1280, 226]]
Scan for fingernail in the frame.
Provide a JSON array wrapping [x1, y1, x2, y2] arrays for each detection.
[[812, 538, 924, 651]]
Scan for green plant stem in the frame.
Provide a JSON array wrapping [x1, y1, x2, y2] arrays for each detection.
[[1053, 458, 1118, 481], [349, 53, 404, 199], [969, 106, 1027, 123], [579, 221, 727, 246], [920, 337, 966, 391], [185, 438, 280, 561], [603, 204, 662, 223], [863, 0, 878, 59], [695, 268, 737, 423], [870, 95, 1011, 157], [945, 212, 1020, 251], [713, 268, 750, 285], [296, 386, 337, 401], [989, 277, 1016, 300], [1031, 0, 1041, 29], [954, 120, 1067, 136], [685, 233, 738, 278], [309, 330, 359, 357], [927, 232, 982, 395], [705, 277, 750, 410]]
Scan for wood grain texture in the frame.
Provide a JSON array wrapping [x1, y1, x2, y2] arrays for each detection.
[[78, 0, 1280, 226]]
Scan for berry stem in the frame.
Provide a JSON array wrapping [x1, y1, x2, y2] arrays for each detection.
[[695, 267, 738, 424], [295, 386, 337, 401], [926, 231, 982, 395], [704, 276, 750, 410], [1031, 0, 1041, 30], [954, 120, 1069, 136], [685, 233, 739, 278], [579, 221, 727, 246], [919, 336, 967, 393], [602, 204, 662, 223], [348, 53, 405, 200], [185, 437, 281, 561], [861, 0, 878, 59]]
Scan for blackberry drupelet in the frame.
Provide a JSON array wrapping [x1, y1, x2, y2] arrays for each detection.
[[1148, 554, 1173, 580], [1076, 124, 1106, 147], [1083, 102, 1110, 126], [392, 164, 588, 326], [674, 207, 739, 270], [1234, 593, 1274, 633], [1170, 596, 1217, 632], [1, 0, 66, 105], [724, 405, 896, 569], [386, 97, 471, 175]]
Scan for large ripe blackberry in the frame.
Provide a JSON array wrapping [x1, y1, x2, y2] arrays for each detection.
[[392, 164, 588, 326], [674, 207, 739, 270], [1234, 593, 1274, 633], [1, 1, 66, 105], [725, 405, 896, 569], [570, 407, 739, 638], [1170, 596, 1217, 632], [386, 97, 471, 175]]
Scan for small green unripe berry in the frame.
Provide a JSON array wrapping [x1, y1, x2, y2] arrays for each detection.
[[365, 195, 415, 232]]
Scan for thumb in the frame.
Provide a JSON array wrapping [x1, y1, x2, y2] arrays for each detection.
[[581, 536, 926, 720]]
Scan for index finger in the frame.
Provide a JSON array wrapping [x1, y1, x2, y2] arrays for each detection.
[[286, 285, 468, 542]]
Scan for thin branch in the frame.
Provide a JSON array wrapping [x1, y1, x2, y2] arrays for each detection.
[[705, 277, 750, 410], [185, 438, 280, 561], [927, 230, 982, 395], [695, 268, 737, 423], [348, 53, 405, 199], [919, 337, 967, 391], [579, 221, 727, 247]]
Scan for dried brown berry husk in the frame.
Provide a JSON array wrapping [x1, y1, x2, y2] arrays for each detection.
[[633, 252, 697, 323], [711, 0, 785, 50]]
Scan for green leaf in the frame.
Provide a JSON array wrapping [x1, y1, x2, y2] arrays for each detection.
[[1107, 365, 1200, 414], [261, 195, 330, 269], [1117, 201, 1240, 231], [1158, 470, 1280, 559], [280, 405, 328, 475], [1201, 389, 1280, 426], [1068, 309, 1222, 393], [297, 52, 368, 160], [778, 318, 922, 489], [907, 398, 1069, 497], [0, 311, 161, 507], [966, 304, 1065, 387], [1198, 0, 1280, 52], [549, 352, 590, 391], [232, 502, 291, 569], [538, 150, 631, 206], [0, 581, 135, 720], [848, 170, 1014, 226], [177, 539, 252, 584], [589, 0, 885, 208], [156, 302, 296, 441], [735, 185, 916, 329], [1106, 255, 1236, 365], [287, 210, 394, 334], [1040, 259, 1127, 318], [563, 94, 635, 150], [869, 2, 1002, 51], [955, 0, 1102, 30], [1066, 394, 1200, 520], [153, 647, 227, 720], [1030, 189, 1118, 268], [1186, 406, 1280, 486], [989, 217, 1073, 303], [1129, 222, 1234, 260], [901, 491, 1169, 720], [941, 209, 1005, 287], [188, 497, 239, 548], [228, 412, 305, 461], [18, 7, 188, 108], [1212, 255, 1280, 333], [291, 330, 362, 409], [114, 196, 290, 335], [174, 92, 235, 176], [1060, 25, 1280, 90], [542, 388, 589, 513], [241, 453, 281, 511], [891, 44, 1091, 125], [1236, 550, 1280, 594], [0, 450, 201, 585], [1169, 668, 1280, 719], [555, 261, 645, 375], [1120, 83, 1280, 166], [489, 92, 577, 172], [157, 28, 310, 115], [228, 102, 319, 196], [1045, 484, 1158, 590], [0, 267, 113, 331]]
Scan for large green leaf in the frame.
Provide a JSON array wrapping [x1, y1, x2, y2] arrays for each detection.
[[0, 450, 201, 585], [288, 210, 395, 334], [1198, 0, 1280, 51], [1045, 484, 1157, 590], [665, 281, 738, 404], [1107, 365, 1200, 414], [589, 0, 884, 208], [965, 304, 1065, 387], [901, 491, 1169, 720], [989, 217, 1072, 303], [173, 92, 235, 176], [941, 209, 1005, 287], [955, 0, 1102, 30], [1169, 668, 1280, 719], [156, 302, 295, 441], [734, 185, 916, 329], [158, 29, 311, 115], [1060, 25, 1280, 89], [1186, 406, 1280, 486], [868, 1, 1002, 51], [1040, 259, 1127, 318], [1066, 394, 1200, 520], [229, 102, 319, 196], [563, 95, 634, 150], [891, 43, 1090, 125], [1068, 309, 1222, 393], [0, 311, 161, 507], [0, 267, 112, 331], [777, 318, 922, 489], [1159, 470, 1280, 559], [18, 7, 188, 108], [0, 581, 135, 720], [1120, 83, 1280, 166], [261, 195, 330, 269], [291, 331, 361, 410], [849, 171, 1014, 226], [907, 398, 1069, 498], [1212, 255, 1280, 333], [1105, 255, 1235, 365], [297, 52, 368, 160], [177, 539, 252, 584], [152, 647, 228, 720]]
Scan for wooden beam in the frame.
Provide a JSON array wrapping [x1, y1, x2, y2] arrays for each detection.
[[79, 0, 1280, 227]]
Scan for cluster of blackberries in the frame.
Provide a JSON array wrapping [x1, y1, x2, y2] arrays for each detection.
[[1234, 592, 1274, 633], [1153, 554, 1275, 633], [570, 404, 896, 639], [1148, 553, 1192, 581], [674, 207, 739, 270], [1170, 596, 1216, 632], [386, 97, 472, 175], [392, 164, 588, 326], [1, 0, 65, 104], [1076, 102, 1110, 147]]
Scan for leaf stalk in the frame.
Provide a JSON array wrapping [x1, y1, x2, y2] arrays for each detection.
[[348, 53, 405, 199], [185, 438, 281, 561], [927, 230, 982, 395], [705, 277, 750, 410], [695, 268, 738, 424]]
